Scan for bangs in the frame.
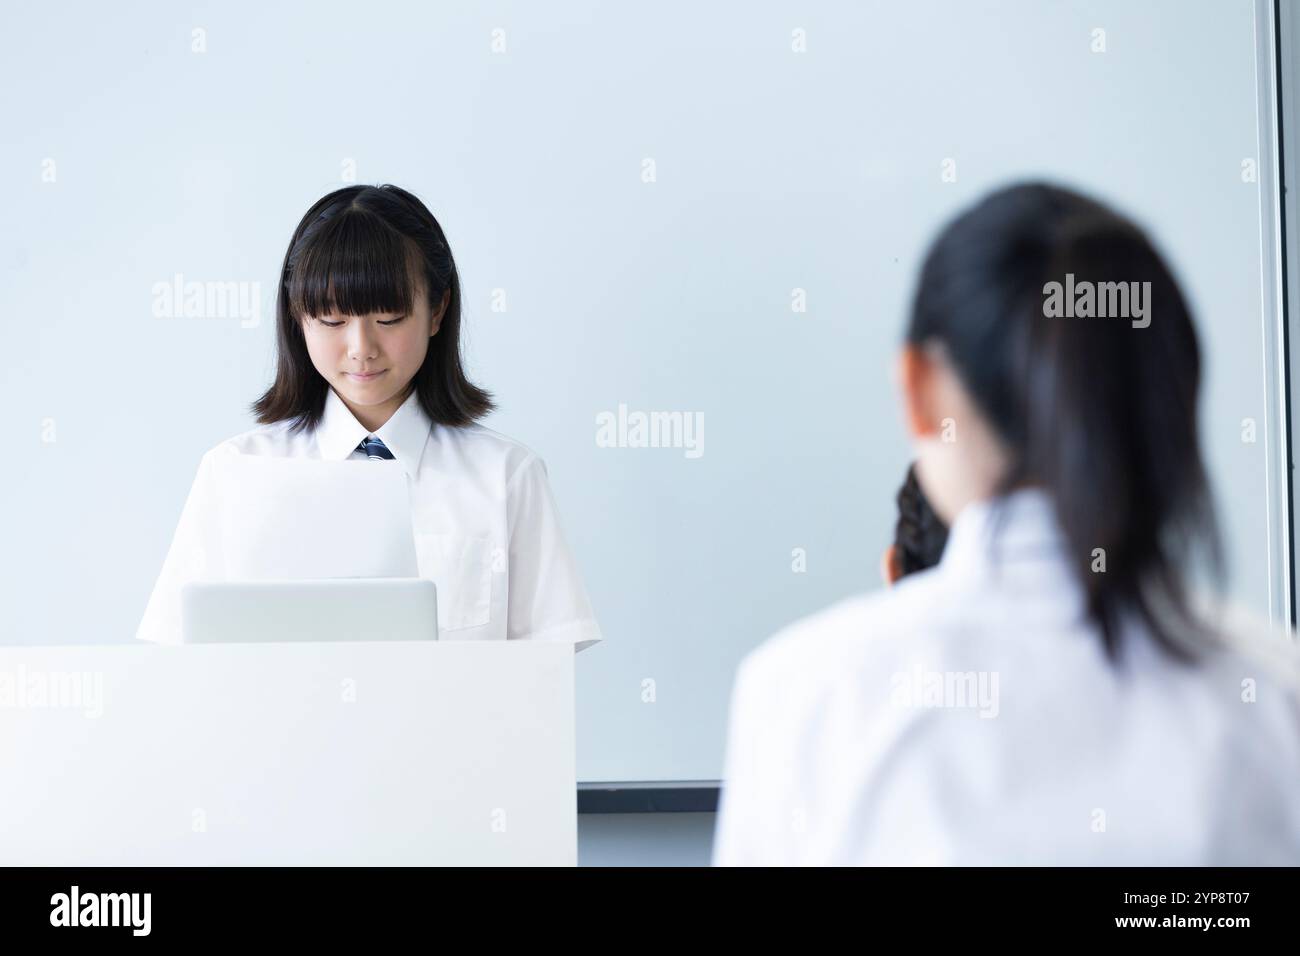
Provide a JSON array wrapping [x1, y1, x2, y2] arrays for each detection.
[[286, 208, 422, 320]]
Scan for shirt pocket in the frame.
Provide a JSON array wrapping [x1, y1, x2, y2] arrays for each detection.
[[413, 532, 493, 632]]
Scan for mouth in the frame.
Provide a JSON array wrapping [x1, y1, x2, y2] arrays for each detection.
[[346, 370, 387, 382]]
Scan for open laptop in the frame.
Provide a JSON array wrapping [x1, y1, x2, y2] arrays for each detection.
[[181, 454, 436, 643], [181, 578, 438, 643]]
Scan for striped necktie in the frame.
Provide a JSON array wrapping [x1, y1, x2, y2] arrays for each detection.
[[357, 436, 395, 461]]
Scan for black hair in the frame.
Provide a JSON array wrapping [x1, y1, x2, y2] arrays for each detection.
[[906, 181, 1223, 664], [252, 184, 494, 431], [894, 464, 949, 577]]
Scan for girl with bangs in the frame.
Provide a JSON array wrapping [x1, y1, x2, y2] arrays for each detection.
[[137, 184, 602, 651]]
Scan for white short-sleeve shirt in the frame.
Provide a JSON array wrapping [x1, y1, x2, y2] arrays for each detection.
[[712, 488, 1300, 865], [136, 386, 603, 651]]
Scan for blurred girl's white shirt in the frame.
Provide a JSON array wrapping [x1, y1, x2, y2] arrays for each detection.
[[713, 487, 1300, 865], [136, 386, 602, 651]]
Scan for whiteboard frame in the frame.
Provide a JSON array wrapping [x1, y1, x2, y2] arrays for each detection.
[[1274, 0, 1300, 630], [1255, 0, 1295, 630]]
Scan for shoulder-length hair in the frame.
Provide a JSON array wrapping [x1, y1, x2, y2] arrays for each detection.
[[252, 184, 494, 432]]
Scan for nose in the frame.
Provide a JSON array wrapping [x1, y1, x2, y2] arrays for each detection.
[[346, 320, 379, 362]]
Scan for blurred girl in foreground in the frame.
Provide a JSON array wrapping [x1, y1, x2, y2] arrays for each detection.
[[714, 182, 1300, 865]]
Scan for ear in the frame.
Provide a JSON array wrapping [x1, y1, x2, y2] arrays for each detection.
[[897, 343, 944, 440], [429, 290, 450, 336], [880, 544, 902, 587]]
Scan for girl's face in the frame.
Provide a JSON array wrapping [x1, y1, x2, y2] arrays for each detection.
[[300, 279, 449, 429]]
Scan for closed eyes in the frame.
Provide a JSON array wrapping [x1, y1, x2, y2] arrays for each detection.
[[316, 315, 407, 328]]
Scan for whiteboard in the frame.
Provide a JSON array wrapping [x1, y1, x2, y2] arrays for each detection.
[[0, 0, 1287, 786]]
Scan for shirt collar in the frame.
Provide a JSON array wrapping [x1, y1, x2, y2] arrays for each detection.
[[315, 386, 432, 478], [938, 486, 1068, 577]]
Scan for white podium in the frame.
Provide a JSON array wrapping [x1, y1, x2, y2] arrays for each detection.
[[0, 641, 576, 865]]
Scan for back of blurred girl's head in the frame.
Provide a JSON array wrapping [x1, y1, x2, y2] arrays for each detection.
[[905, 182, 1223, 665]]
